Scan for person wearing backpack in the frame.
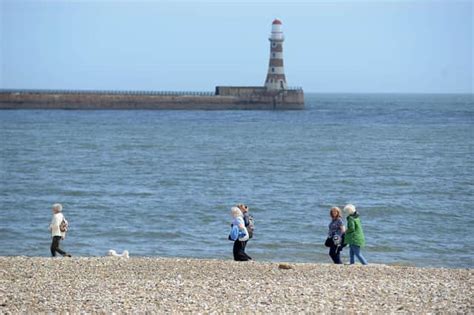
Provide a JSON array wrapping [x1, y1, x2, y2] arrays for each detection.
[[343, 204, 368, 265], [238, 203, 254, 260], [49, 203, 71, 257], [229, 206, 250, 261]]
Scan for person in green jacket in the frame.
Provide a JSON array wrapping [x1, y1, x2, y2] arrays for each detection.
[[343, 204, 368, 265]]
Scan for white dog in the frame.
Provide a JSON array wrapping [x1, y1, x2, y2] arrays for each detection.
[[107, 249, 129, 258]]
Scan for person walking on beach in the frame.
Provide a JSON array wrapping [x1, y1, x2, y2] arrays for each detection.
[[49, 203, 71, 257], [237, 203, 254, 260], [229, 207, 250, 261], [326, 207, 346, 264], [343, 204, 367, 265]]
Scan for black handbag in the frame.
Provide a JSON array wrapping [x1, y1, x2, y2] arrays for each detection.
[[324, 237, 333, 247]]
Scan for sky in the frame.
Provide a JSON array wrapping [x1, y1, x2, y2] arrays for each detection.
[[1, 0, 472, 93]]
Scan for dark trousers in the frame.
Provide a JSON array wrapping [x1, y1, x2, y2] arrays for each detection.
[[233, 240, 252, 261], [50, 236, 67, 257], [329, 245, 343, 264]]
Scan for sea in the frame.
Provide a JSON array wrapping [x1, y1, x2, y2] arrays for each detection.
[[0, 93, 473, 268]]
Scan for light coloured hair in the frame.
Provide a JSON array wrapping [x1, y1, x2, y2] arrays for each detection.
[[330, 207, 342, 219], [344, 204, 356, 215], [52, 203, 63, 212], [231, 206, 243, 218]]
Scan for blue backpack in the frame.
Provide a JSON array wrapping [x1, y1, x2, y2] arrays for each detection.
[[229, 225, 240, 241], [229, 225, 248, 241]]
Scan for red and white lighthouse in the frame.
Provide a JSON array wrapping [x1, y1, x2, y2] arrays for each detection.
[[264, 19, 288, 90]]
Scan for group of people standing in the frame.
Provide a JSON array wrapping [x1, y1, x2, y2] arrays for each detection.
[[229, 204, 254, 261], [229, 202, 368, 265], [326, 204, 368, 265]]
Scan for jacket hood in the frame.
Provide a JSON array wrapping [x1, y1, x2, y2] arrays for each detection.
[[350, 211, 360, 219]]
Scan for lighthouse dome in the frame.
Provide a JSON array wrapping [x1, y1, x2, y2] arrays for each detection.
[[270, 18, 284, 41]]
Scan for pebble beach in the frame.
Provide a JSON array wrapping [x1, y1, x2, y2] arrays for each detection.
[[0, 257, 472, 313]]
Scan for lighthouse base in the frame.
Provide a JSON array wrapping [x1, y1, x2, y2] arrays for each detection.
[[215, 86, 304, 110]]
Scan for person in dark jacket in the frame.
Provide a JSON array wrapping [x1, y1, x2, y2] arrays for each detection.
[[327, 207, 346, 264], [343, 204, 368, 265]]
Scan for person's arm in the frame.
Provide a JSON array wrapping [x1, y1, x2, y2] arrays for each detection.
[[339, 219, 346, 233], [50, 214, 61, 232], [340, 224, 346, 234], [346, 217, 354, 234], [237, 218, 249, 240], [237, 217, 245, 230], [243, 213, 250, 227], [49, 215, 56, 231]]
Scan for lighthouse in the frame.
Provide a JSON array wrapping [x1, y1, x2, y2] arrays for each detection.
[[264, 19, 288, 90]]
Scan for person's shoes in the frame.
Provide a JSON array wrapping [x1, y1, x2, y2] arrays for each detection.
[[64, 254, 72, 257]]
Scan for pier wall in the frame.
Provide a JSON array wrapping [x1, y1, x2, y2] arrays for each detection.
[[0, 88, 304, 110]]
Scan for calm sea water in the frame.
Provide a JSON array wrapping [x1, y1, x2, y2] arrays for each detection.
[[0, 93, 473, 268]]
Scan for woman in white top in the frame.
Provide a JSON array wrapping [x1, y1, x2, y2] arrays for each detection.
[[49, 203, 71, 257], [230, 207, 250, 261]]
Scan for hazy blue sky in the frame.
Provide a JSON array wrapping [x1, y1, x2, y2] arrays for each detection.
[[1, 0, 472, 93]]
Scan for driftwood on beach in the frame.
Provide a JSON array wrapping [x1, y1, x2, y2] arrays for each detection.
[[0, 257, 472, 313]]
